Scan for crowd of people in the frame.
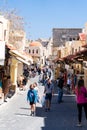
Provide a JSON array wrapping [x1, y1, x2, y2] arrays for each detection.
[[22, 65, 87, 127], [55, 69, 87, 127], [27, 65, 54, 115]]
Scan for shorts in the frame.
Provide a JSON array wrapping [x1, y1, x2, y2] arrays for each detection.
[[45, 93, 52, 101], [30, 101, 35, 105]]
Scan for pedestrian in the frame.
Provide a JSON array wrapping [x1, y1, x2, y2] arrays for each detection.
[[66, 76, 71, 94], [44, 78, 54, 112], [33, 82, 40, 102], [57, 75, 64, 103], [73, 74, 77, 87], [22, 76, 27, 90], [2, 75, 12, 102], [27, 84, 37, 116], [75, 79, 87, 127], [19, 75, 24, 90]]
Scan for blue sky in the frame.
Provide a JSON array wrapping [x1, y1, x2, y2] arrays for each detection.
[[0, 0, 87, 40]]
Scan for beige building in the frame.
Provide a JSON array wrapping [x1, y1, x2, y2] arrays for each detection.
[[28, 41, 45, 66], [53, 27, 87, 79], [27, 39, 53, 67], [9, 30, 26, 51], [0, 15, 32, 97]]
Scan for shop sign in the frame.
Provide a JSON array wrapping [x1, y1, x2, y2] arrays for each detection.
[[0, 41, 5, 65]]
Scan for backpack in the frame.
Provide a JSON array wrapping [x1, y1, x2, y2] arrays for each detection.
[[28, 90, 35, 102]]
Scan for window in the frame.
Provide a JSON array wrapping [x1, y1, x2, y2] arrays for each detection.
[[29, 49, 31, 53], [42, 59, 43, 64], [0, 22, 3, 40], [36, 49, 38, 53], [75, 49, 77, 53], [4, 30, 6, 41], [32, 49, 34, 53], [43, 52, 44, 56], [73, 37, 75, 40], [69, 37, 72, 41], [71, 48, 74, 54], [79, 47, 80, 51]]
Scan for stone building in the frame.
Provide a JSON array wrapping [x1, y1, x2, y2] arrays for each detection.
[[52, 28, 82, 61], [52, 28, 82, 47]]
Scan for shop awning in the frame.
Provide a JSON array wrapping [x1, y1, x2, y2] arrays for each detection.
[[9, 50, 33, 65], [16, 57, 30, 65], [63, 54, 75, 60], [53, 57, 63, 63], [82, 44, 87, 48], [6, 43, 33, 64], [75, 49, 87, 56], [67, 49, 87, 62], [10, 50, 26, 60]]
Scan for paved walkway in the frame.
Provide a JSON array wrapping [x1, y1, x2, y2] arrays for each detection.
[[0, 76, 87, 130]]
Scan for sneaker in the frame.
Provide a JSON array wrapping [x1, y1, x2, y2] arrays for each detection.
[[33, 112, 36, 116], [30, 113, 32, 116], [30, 111, 36, 116], [30, 111, 33, 116], [4, 100, 7, 102], [76, 123, 82, 127]]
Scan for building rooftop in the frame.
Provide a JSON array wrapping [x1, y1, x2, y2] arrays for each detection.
[[53, 28, 82, 47], [29, 41, 42, 47]]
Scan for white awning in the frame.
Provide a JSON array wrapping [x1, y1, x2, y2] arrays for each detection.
[[9, 50, 31, 66], [9, 50, 33, 64], [10, 50, 27, 60], [16, 57, 30, 66]]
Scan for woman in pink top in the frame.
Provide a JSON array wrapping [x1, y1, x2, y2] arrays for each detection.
[[75, 79, 87, 127]]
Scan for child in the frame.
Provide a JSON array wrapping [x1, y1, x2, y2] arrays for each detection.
[[27, 84, 37, 116], [33, 82, 40, 102], [67, 76, 71, 94]]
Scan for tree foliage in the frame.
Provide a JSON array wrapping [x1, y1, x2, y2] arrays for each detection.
[[1, 9, 24, 31]]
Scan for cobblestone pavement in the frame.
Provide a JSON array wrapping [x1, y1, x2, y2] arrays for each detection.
[[0, 76, 87, 130]]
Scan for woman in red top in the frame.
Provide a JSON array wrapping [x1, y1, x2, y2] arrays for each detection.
[[75, 79, 87, 127]]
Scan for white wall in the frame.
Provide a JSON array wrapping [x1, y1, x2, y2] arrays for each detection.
[[0, 15, 9, 43]]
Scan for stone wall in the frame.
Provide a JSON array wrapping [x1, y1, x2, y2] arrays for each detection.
[[53, 28, 82, 47]]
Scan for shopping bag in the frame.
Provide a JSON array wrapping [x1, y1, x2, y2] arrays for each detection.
[[41, 95, 45, 107]]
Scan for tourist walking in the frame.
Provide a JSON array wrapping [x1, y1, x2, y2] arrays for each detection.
[[44, 78, 54, 111], [75, 79, 87, 127], [57, 75, 64, 103], [66, 76, 71, 94], [27, 84, 37, 116], [33, 82, 40, 102], [2, 75, 12, 102]]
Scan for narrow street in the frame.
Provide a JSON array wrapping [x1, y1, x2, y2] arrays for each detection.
[[0, 76, 87, 130]]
